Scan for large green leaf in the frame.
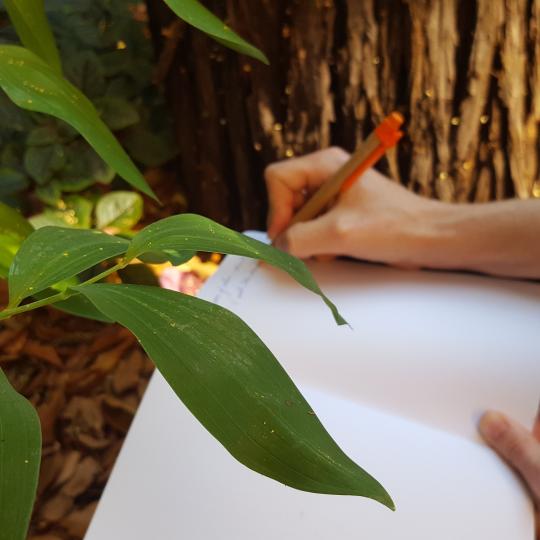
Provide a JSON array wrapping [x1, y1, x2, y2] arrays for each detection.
[[76, 283, 393, 507], [0, 368, 41, 540], [163, 0, 268, 64], [8, 227, 129, 307], [0, 46, 156, 200], [4, 0, 62, 73], [50, 292, 112, 322], [127, 214, 346, 325]]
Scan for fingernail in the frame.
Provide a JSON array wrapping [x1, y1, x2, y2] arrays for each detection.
[[479, 411, 509, 443]]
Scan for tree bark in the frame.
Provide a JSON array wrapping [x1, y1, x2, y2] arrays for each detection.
[[147, 0, 540, 231]]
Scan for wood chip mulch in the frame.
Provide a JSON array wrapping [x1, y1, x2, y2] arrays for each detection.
[[0, 283, 155, 540]]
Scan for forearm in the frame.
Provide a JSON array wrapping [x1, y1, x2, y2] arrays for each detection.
[[413, 198, 540, 279]]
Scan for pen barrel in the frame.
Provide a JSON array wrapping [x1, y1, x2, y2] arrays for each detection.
[[290, 133, 381, 226]]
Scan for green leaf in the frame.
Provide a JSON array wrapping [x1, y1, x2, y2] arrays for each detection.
[[63, 195, 93, 228], [26, 125, 58, 146], [0, 200, 33, 239], [127, 214, 346, 325], [23, 144, 65, 184], [61, 141, 115, 187], [0, 202, 33, 275], [0, 367, 42, 540], [117, 263, 159, 287], [163, 0, 268, 64], [0, 233, 21, 278], [8, 226, 129, 307], [0, 90, 33, 132], [95, 96, 140, 131], [122, 125, 178, 167], [53, 293, 112, 322], [0, 45, 157, 200], [75, 283, 392, 506], [29, 209, 71, 229], [138, 250, 195, 266], [63, 50, 106, 98], [56, 176, 95, 193], [30, 195, 92, 229], [33, 291, 112, 322], [0, 167, 29, 195], [95, 191, 143, 230], [30, 281, 113, 322], [3, 0, 62, 73], [34, 180, 62, 206]]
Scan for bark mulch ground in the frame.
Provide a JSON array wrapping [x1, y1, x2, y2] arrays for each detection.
[[0, 257, 211, 539]]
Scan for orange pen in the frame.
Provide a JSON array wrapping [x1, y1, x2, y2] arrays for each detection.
[[289, 112, 404, 226]]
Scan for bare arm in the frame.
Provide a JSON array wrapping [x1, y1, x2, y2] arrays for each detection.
[[265, 148, 540, 279], [401, 197, 540, 279]]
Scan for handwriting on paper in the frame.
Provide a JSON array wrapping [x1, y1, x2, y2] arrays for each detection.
[[212, 258, 260, 307]]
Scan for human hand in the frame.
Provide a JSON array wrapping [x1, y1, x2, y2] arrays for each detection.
[[265, 147, 442, 265], [479, 410, 540, 536]]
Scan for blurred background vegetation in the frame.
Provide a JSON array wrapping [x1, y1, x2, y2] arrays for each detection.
[[0, 0, 177, 230]]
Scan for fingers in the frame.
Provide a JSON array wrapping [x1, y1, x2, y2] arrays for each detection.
[[479, 411, 540, 504], [275, 210, 343, 259], [265, 147, 349, 239]]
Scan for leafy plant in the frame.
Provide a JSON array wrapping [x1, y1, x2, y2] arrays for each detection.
[[0, 2, 394, 539], [0, 0, 177, 211]]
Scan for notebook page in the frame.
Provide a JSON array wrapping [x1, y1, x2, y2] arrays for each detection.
[[85, 372, 533, 540], [203, 234, 540, 442], [85, 237, 539, 539]]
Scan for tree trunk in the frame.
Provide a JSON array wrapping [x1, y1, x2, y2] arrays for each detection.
[[147, 0, 540, 231]]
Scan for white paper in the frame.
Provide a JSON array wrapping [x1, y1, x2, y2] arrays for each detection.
[[85, 234, 539, 540]]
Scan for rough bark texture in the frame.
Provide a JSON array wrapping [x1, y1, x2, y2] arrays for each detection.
[[147, 0, 540, 230]]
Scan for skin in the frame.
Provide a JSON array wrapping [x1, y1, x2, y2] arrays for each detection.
[[265, 147, 540, 531], [266, 147, 540, 279]]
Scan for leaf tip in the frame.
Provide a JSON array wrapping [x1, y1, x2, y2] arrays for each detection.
[[142, 184, 160, 204], [255, 50, 270, 65], [378, 489, 396, 511]]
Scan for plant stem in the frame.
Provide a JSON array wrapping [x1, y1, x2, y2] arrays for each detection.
[[0, 291, 68, 320], [79, 261, 127, 286], [0, 260, 129, 320]]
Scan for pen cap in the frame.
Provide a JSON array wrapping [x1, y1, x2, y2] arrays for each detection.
[[375, 112, 404, 148]]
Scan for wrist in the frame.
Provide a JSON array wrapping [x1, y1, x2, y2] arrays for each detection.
[[404, 200, 476, 271]]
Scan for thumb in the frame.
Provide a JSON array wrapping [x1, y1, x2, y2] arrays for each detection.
[[479, 411, 540, 504], [276, 212, 341, 259]]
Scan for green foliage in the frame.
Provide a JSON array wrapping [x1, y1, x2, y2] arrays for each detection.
[[128, 214, 346, 325], [0, 0, 177, 209], [0, 4, 395, 540], [76, 283, 392, 505], [47, 292, 114, 323], [0, 200, 33, 277], [164, 0, 269, 64], [29, 194, 93, 228], [1, 219, 393, 516], [0, 368, 42, 540], [3, 0, 62, 72], [8, 226, 129, 307], [95, 190, 143, 230], [0, 45, 156, 199]]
